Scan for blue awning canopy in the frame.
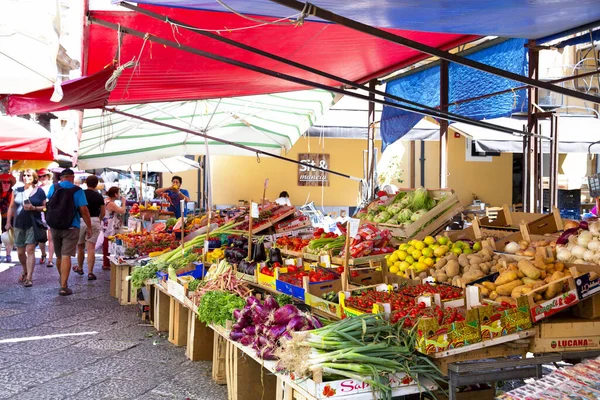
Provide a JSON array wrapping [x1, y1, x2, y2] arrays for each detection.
[[380, 39, 529, 151], [132, 0, 600, 39]]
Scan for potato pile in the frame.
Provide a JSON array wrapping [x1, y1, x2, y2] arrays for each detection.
[[474, 257, 572, 306], [502, 239, 556, 257], [430, 245, 504, 287]]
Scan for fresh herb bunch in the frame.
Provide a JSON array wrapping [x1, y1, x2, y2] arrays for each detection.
[[274, 293, 294, 306], [187, 279, 202, 292], [198, 291, 245, 326]]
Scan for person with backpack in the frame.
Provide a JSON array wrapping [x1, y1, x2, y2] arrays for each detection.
[[45, 169, 92, 296]]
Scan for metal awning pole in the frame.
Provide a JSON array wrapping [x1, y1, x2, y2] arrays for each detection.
[[440, 60, 449, 188], [267, 0, 600, 105], [102, 107, 362, 182], [88, 16, 546, 139], [366, 80, 376, 199]]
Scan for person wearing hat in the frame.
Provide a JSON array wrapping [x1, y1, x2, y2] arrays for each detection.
[[46, 168, 92, 296], [0, 173, 16, 262], [37, 168, 54, 267]]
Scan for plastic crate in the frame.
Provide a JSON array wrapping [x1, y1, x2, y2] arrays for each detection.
[[588, 174, 600, 198], [559, 208, 580, 220], [543, 189, 581, 210]]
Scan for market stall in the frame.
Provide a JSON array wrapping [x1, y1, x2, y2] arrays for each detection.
[[98, 184, 600, 400]]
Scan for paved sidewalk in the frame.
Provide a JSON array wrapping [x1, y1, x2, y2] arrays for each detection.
[[0, 251, 227, 400]]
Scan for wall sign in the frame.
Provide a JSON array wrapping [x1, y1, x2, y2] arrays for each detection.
[[298, 153, 330, 186]]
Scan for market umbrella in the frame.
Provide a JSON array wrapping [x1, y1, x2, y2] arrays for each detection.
[[111, 156, 200, 173], [11, 160, 59, 171], [0, 116, 56, 161], [77, 90, 335, 170]]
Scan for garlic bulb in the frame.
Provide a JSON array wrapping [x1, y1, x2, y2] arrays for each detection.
[[578, 231, 593, 247], [583, 250, 595, 262], [556, 248, 573, 262], [572, 245, 587, 259], [504, 242, 519, 254]]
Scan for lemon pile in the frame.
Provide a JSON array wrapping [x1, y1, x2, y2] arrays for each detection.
[[385, 235, 481, 278]]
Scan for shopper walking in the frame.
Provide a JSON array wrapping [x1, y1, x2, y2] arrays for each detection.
[[5, 169, 47, 287], [37, 168, 54, 267], [45, 169, 92, 296], [102, 187, 126, 270], [74, 175, 105, 280], [0, 173, 16, 262]]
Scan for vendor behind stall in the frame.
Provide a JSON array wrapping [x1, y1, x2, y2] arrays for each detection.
[[156, 176, 190, 218]]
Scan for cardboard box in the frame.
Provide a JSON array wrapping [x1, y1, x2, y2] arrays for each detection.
[[275, 268, 340, 301], [529, 316, 600, 352], [288, 372, 426, 399], [526, 275, 579, 322], [477, 297, 532, 340], [416, 308, 481, 354], [349, 269, 384, 286]]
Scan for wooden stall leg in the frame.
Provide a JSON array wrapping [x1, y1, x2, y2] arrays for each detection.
[[118, 265, 136, 305], [153, 288, 170, 332], [226, 346, 277, 400], [186, 309, 214, 361], [168, 298, 188, 346], [110, 261, 118, 298], [212, 332, 227, 385]]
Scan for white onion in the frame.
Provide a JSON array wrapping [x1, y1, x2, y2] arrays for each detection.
[[556, 248, 573, 262], [567, 242, 575, 251], [583, 250, 595, 262], [588, 240, 600, 252], [590, 222, 600, 237], [572, 245, 587, 260], [578, 231, 593, 247], [504, 242, 520, 254]]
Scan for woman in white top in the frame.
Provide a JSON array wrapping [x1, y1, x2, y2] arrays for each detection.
[[102, 186, 126, 270], [274, 191, 292, 207]]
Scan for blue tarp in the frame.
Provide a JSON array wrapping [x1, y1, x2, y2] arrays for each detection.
[[131, 0, 600, 39], [380, 39, 529, 151]]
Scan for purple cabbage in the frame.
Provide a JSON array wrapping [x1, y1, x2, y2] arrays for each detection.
[[272, 304, 300, 325], [230, 331, 244, 341]]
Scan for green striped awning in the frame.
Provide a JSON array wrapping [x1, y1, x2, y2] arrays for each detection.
[[78, 90, 335, 170]]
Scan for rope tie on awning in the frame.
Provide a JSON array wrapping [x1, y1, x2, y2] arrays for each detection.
[[105, 59, 136, 92]]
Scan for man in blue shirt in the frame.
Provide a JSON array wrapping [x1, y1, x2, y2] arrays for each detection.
[[47, 169, 92, 296], [156, 175, 190, 218]]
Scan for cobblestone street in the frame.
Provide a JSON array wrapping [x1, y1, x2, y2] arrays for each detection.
[[0, 252, 227, 400]]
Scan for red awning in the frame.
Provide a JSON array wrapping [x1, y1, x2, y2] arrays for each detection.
[[1, 66, 115, 116], [86, 6, 477, 105], [0, 116, 56, 161]]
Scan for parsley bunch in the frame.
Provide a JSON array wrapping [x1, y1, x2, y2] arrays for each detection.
[[198, 291, 245, 326]]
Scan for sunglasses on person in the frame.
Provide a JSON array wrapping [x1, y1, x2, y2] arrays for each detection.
[[1, 181, 10, 184], [23, 174, 32, 177]]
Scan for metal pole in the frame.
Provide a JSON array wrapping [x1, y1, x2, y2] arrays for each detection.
[[266, 0, 600, 105], [367, 80, 376, 198], [88, 16, 545, 139], [522, 133, 529, 212], [440, 59, 449, 188], [552, 115, 559, 208], [410, 141, 416, 188], [527, 43, 540, 212], [420, 141, 426, 187]]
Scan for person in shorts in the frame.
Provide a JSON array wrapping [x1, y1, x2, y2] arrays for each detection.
[[46, 169, 92, 296], [74, 175, 105, 280]]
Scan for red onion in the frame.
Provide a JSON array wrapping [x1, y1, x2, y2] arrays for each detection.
[[233, 309, 241, 320], [251, 304, 268, 325], [286, 315, 307, 331], [240, 335, 253, 346], [242, 326, 256, 336], [246, 296, 259, 307], [272, 304, 300, 325], [580, 221, 589, 230], [557, 227, 580, 245], [230, 331, 244, 341], [263, 295, 279, 312], [260, 346, 277, 360], [267, 325, 287, 340]]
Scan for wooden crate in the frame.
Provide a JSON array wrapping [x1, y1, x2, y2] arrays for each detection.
[[186, 310, 214, 361], [432, 343, 528, 376], [110, 261, 137, 305], [212, 331, 227, 385], [168, 297, 188, 347], [573, 295, 600, 319], [529, 316, 600, 353], [478, 205, 562, 235], [153, 285, 170, 332], [375, 189, 462, 239], [225, 342, 277, 400]]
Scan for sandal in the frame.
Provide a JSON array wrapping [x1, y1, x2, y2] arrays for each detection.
[[23, 279, 32, 287], [72, 266, 84, 275], [47, 261, 54, 268], [18, 273, 26, 283], [58, 287, 73, 296], [88, 273, 97, 281], [40, 255, 47, 264]]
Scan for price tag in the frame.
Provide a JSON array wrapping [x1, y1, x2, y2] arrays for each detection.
[[264, 178, 269, 189], [251, 202, 259, 218], [204, 240, 209, 255], [348, 218, 360, 238], [320, 255, 331, 268]]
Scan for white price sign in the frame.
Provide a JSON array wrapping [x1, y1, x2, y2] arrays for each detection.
[[348, 218, 360, 238], [251, 202, 259, 218]]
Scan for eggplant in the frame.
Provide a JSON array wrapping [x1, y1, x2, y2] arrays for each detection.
[[253, 242, 267, 262], [269, 247, 283, 264]]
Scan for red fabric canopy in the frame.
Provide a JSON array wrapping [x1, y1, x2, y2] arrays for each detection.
[[1, 66, 115, 116], [86, 6, 477, 105], [0, 116, 56, 161]]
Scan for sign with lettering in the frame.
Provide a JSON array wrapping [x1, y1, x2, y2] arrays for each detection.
[[298, 153, 330, 186]]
